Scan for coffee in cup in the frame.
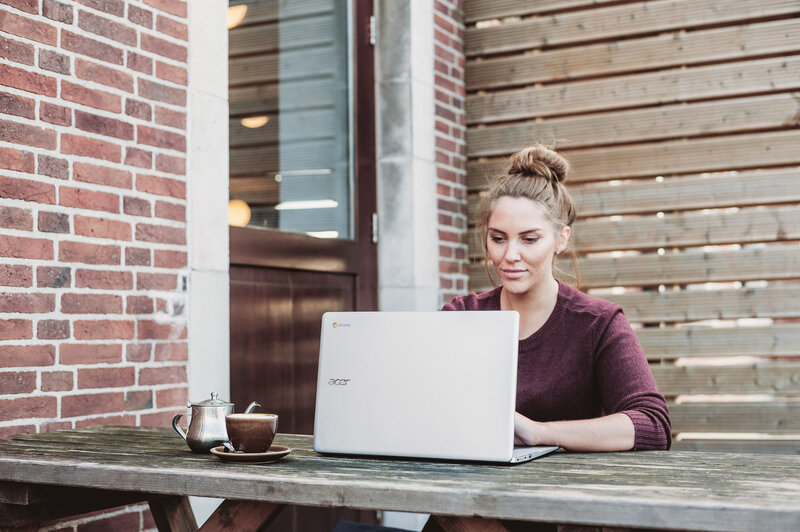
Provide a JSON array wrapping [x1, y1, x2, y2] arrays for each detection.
[[225, 413, 278, 453]]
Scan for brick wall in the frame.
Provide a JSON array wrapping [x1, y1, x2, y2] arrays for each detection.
[[433, 0, 468, 307], [0, 0, 188, 526]]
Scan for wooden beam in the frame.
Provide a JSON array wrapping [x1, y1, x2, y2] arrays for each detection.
[[148, 496, 198, 532], [433, 515, 510, 532], [199, 500, 285, 532]]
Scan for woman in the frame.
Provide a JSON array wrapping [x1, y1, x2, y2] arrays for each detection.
[[443, 144, 671, 452]]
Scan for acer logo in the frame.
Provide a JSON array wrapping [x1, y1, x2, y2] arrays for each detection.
[[328, 378, 350, 386]]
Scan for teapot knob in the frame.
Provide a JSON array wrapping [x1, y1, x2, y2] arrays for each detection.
[[210, 392, 218, 401]]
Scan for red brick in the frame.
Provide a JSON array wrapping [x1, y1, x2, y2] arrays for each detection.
[[156, 386, 187, 407], [43, 0, 75, 24], [0, 11, 58, 46], [125, 98, 152, 121], [60, 343, 121, 364], [135, 223, 185, 245], [154, 201, 184, 222], [0, 90, 35, 119], [155, 61, 187, 85], [138, 125, 185, 152], [37, 266, 70, 288], [126, 295, 153, 314], [125, 247, 151, 266], [139, 320, 186, 340], [0, 118, 57, 149], [140, 409, 181, 428], [154, 106, 185, 129], [136, 174, 185, 199], [0, 371, 36, 394], [141, 33, 186, 61], [4, 0, 38, 14], [0, 319, 31, 341], [138, 79, 185, 106], [154, 249, 186, 269], [123, 196, 151, 216], [156, 15, 187, 40], [126, 343, 151, 362], [125, 147, 152, 168], [74, 161, 132, 189], [39, 49, 71, 74], [75, 59, 133, 92], [78, 366, 134, 389], [0, 344, 55, 367], [154, 342, 187, 362], [0, 205, 32, 230], [144, 0, 186, 17], [61, 30, 123, 65], [156, 298, 167, 312], [41, 421, 72, 433], [74, 319, 134, 340], [38, 154, 69, 179], [75, 414, 135, 429], [60, 186, 120, 213], [62, 80, 121, 112], [75, 0, 125, 17], [61, 133, 122, 163], [139, 365, 185, 385], [0, 424, 35, 439], [78, 10, 136, 46], [75, 110, 134, 141], [127, 51, 152, 74], [0, 33, 34, 65], [125, 389, 153, 410], [0, 293, 54, 313], [74, 215, 131, 241], [0, 235, 53, 260], [42, 370, 74, 391], [38, 211, 69, 233], [0, 175, 55, 202], [40, 102, 71, 126], [61, 391, 124, 417], [154, 155, 184, 176], [0, 265, 31, 287], [59, 241, 121, 265], [0, 63, 56, 96], [137, 272, 176, 290], [0, 148, 34, 173], [75, 269, 132, 289], [128, 5, 153, 28], [37, 319, 69, 339], [62, 293, 123, 314], [0, 396, 56, 421]]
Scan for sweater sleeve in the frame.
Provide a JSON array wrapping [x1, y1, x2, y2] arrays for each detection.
[[594, 310, 672, 450]]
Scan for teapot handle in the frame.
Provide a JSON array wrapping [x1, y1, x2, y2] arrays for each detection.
[[172, 414, 187, 440]]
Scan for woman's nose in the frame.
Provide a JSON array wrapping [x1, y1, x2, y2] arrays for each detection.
[[504, 242, 521, 262]]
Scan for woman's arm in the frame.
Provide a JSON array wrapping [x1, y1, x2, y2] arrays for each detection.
[[514, 411, 635, 452]]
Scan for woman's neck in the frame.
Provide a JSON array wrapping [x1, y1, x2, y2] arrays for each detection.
[[500, 278, 560, 338]]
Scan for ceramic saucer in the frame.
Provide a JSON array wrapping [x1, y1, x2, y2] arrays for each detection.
[[210, 445, 292, 463]]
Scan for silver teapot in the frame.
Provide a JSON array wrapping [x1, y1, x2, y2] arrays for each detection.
[[172, 392, 260, 453]]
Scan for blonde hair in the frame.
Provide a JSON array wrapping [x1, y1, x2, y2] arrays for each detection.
[[476, 144, 579, 286]]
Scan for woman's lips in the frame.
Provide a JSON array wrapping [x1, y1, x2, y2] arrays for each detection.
[[501, 268, 527, 279]]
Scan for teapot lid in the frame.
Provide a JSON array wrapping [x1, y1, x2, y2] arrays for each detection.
[[190, 392, 233, 407]]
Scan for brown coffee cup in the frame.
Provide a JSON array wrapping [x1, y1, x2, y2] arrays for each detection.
[[225, 413, 278, 453]]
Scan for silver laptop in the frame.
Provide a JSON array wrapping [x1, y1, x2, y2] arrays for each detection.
[[313, 311, 559, 464]]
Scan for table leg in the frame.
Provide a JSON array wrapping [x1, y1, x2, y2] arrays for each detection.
[[148, 496, 199, 532], [198, 500, 285, 532], [432, 515, 510, 532]]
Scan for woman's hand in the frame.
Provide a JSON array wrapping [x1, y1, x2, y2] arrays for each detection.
[[514, 411, 635, 451], [514, 412, 553, 446]]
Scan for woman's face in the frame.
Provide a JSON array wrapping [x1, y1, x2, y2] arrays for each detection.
[[486, 196, 568, 296]]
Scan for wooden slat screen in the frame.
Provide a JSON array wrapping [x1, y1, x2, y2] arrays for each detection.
[[464, 0, 800, 453]]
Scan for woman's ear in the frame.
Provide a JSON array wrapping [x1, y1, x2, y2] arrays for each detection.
[[558, 225, 571, 253]]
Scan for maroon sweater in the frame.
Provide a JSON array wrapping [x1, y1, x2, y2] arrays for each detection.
[[443, 282, 671, 450]]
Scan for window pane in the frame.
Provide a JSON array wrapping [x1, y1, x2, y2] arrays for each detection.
[[228, 0, 352, 239]]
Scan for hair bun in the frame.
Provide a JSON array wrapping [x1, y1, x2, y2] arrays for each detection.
[[508, 145, 570, 183]]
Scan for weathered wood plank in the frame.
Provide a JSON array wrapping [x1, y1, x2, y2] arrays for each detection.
[[466, 19, 800, 90], [433, 515, 510, 531], [229, 47, 334, 87], [671, 438, 800, 454], [466, 0, 800, 56], [229, 14, 334, 56], [230, 139, 334, 176], [229, 79, 336, 116], [467, 130, 800, 185], [669, 402, 800, 433], [601, 285, 800, 323], [464, 0, 621, 23], [231, 0, 332, 27], [467, 93, 800, 156], [467, 56, 800, 124], [651, 363, 800, 396], [198, 500, 284, 532], [149, 496, 198, 532]]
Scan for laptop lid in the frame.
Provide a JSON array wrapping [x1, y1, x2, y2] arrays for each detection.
[[313, 310, 521, 462]]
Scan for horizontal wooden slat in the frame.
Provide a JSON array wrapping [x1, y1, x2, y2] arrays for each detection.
[[467, 56, 800, 124], [230, 140, 334, 176], [230, 177, 279, 204], [230, 109, 337, 148], [669, 402, 800, 433], [231, 0, 332, 27], [652, 363, 800, 396], [229, 14, 334, 56], [230, 79, 337, 116], [466, 19, 800, 90], [467, 93, 800, 156], [467, 130, 800, 185], [671, 438, 800, 454], [603, 285, 800, 323], [230, 46, 334, 86], [466, 0, 800, 57], [464, 0, 620, 23]]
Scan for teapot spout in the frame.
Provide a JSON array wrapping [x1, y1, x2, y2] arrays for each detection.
[[243, 401, 261, 414]]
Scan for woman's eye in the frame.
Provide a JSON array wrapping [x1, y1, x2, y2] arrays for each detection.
[[490, 236, 505, 243], [523, 237, 539, 243]]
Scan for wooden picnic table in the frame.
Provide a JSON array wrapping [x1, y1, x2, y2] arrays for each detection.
[[0, 426, 798, 532]]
